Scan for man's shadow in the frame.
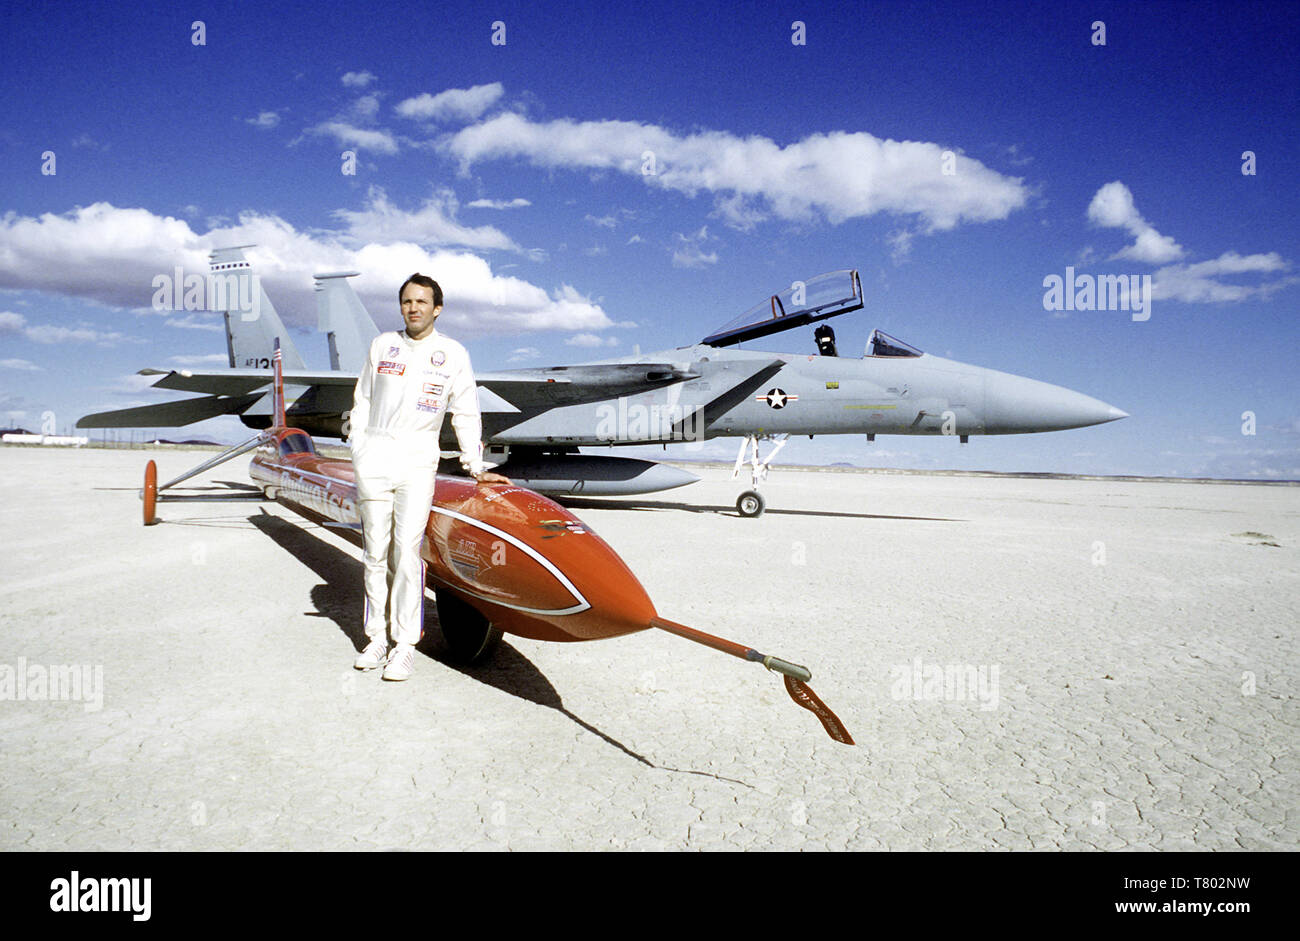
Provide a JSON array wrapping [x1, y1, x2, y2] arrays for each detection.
[[249, 510, 750, 785]]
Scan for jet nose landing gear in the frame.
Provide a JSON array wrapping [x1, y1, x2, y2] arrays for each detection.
[[731, 434, 787, 518], [736, 490, 766, 517]]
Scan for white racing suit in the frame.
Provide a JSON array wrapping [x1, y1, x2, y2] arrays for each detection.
[[348, 329, 487, 646]]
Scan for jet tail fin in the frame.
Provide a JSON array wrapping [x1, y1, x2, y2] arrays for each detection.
[[210, 245, 307, 372], [314, 271, 379, 372]]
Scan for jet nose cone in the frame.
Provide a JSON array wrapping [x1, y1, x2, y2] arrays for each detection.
[[984, 373, 1129, 433]]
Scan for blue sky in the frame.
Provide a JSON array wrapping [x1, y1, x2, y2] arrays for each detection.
[[2, 0, 1297, 478]]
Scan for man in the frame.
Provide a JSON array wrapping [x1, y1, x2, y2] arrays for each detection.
[[347, 273, 509, 681]]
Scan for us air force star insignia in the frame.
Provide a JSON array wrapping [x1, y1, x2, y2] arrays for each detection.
[[431, 351, 446, 366], [387, 346, 400, 357], [757, 388, 797, 409]]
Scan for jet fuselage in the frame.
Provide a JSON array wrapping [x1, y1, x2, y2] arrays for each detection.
[[479, 344, 1127, 448]]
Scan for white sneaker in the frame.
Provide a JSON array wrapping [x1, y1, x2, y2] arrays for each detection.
[[382, 643, 416, 681], [354, 639, 389, 671]]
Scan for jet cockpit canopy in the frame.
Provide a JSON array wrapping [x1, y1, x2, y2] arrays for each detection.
[[867, 330, 922, 358], [702, 269, 862, 347]]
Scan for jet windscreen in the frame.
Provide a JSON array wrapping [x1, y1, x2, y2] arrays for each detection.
[[867, 330, 923, 357]]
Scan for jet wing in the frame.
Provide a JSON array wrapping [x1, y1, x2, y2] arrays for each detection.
[[77, 392, 265, 428], [78, 369, 359, 430], [475, 363, 699, 408], [85, 359, 703, 430], [672, 357, 785, 436], [142, 363, 697, 408], [140, 368, 360, 395]]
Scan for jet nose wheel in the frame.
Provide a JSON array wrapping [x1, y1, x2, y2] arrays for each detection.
[[431, 587, 502, 663], [736, 490, 766, 518]]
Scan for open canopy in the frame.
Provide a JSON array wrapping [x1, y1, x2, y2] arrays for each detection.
[[702, 269, 862, 347]]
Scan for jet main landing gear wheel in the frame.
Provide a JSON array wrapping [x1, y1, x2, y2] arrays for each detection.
[[736, 490, 766, 518]]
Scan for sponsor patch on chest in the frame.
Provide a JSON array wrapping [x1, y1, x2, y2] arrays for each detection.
[[422, 383, 444, 395], [378, 360, 405, 376]]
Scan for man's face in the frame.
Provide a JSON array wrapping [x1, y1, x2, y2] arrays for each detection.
[[400, 283, 441, 338]]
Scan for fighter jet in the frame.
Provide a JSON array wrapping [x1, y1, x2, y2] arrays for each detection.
[[80, 253, 1127, 514]]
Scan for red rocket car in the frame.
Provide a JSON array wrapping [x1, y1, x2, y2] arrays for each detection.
[[142, 342, 852, 744]]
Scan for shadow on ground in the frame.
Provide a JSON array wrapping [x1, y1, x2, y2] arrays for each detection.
[[557, 495, 963, 522], [248, 509, 751, 786]]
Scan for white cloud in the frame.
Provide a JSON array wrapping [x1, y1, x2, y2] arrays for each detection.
[[1153, 251, 1295, 303], [507, 347, 541, 362], [308, 120, 398, 155], [445, 112, 1030, 232], [671, 226, 719, 268], [0, 310, 135, 345], [341, 71, 377, 88], [1086, 181, 1185, 264], [584, 214, 617, 229], [886, 228, 915, 263], [1084, 182, 1295, 302], [351, 94, 381, 121], [395, 83, 505, 123], [0, 202, 613, 339], [466, 197, 531, 210], [168, 353, 231, 366], [164, 314, 224, 332], [1001, 143, 1033, 167], [332, 186, 521, 252], [0, 205, 203, 309], [565, 333, 619, 348], [0, 358, 41, 371], [246, 111, 280, 129], [302, 85, 395, 154]]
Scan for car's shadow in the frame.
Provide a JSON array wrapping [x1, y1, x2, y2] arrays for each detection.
[[248, 509, 751, 786]]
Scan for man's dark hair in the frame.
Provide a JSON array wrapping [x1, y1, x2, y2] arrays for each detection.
[[399, 273, 443, 307]]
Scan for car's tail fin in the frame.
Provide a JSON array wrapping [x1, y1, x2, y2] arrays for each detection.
[[209, 245, 307, 371], [272, 338, 286, 428], [314, 270, 379, 372]]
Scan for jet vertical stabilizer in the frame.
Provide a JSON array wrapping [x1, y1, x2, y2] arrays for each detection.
[[314, 271, 379, 372], [209, 245, 307, 371]]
